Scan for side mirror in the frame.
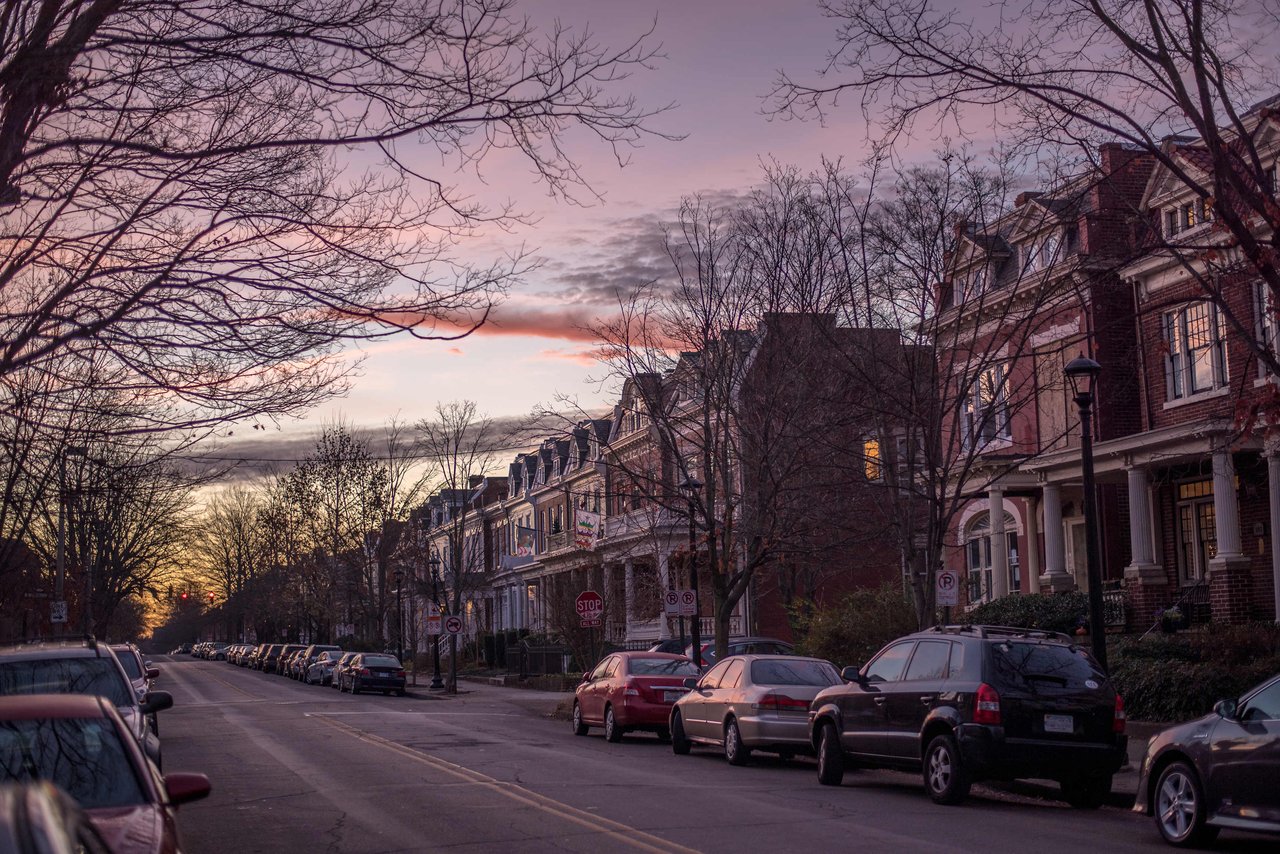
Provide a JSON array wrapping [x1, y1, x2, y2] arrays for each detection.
[[140, 691, 174, 715], [840, 665, 863, 683], [145, 667, 160, 680], [164, 772, 212, 806], [682, 677, 699, 690], [1213, 698, 1239, 720]]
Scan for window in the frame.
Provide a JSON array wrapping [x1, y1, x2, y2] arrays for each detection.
[[1022, 242, 1040, 274], [1041, 231, 1062, 267], [903, 641, 951, 681], [863, 438, 882, 481], [960, 365, 1010, 449], [964, 513, 1019, 604], [1241, 679, 1280, 722], [1256, 281, 1278, 376], [864, 642, 914, 683], [1164, 198, 1213, 237], [699, 660, 733, 690], [721, 659, 745, 690], [1165, 302, 1227, 398]]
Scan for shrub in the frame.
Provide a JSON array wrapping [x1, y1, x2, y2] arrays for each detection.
[[1110, 624, 1280, 722], [962, 591, 1089, 635], [793, 583, 918, 669]]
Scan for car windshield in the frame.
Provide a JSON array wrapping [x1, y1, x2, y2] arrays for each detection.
[[0, 717, 148, 809], [628, 658, 699, 676], [751, 659, 839, 686], [363, 656, 401, 667], [989, 642, 1104, 690], [0, 658, 132, 708], [113, 651, 142, 680]]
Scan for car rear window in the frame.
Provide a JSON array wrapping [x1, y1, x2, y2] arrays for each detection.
[[988, 642, 1104, 690], [629, 658, 699, 676], [0, 717, 147, 809], [363, 656, 401, 667], [751, 659, 839, 686], [0, 658, 132, 707]]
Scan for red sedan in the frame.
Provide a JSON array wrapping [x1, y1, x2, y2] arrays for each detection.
[[573, 652, 700, 742], [0, 694, 211, 853]]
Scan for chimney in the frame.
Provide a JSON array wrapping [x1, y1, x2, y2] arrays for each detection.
[[1014, 190, 1043, 208]]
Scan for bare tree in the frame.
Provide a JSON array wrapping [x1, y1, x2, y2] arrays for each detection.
[[0, 0, 670, 432], [772, 0, 1280, 404]]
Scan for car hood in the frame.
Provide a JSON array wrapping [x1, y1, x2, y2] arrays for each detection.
[[88, 804, 169, 854]]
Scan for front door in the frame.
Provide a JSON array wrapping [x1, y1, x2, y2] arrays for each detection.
[[884, 640, 951, 760], [685, 660, 732, 740], [842, 641, 913, 757]]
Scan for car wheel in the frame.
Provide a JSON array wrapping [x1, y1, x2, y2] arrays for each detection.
[[816, 722, 844, 786], [670, 711, 691, 756], [923, 733, 970, 805], [1061, 774, 1112, 809], [604, 705, 623, 743], [724, 718, 751, 766], [1155, 761, 1219, 847], [572, 702, 589, 736]]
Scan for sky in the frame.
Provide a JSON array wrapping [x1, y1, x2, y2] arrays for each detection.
[[223, 0, 975, 461]]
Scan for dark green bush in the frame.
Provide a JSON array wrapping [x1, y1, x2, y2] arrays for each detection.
[[1110, 624, 1280, 722], [961, 591, 1089, 635], [793, 583, 918, 670]]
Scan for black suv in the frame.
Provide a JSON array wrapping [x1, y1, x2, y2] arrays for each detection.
[[808, 625, 1126, 807]]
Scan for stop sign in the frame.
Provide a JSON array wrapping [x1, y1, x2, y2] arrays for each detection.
[[575, 590, 603, 619]]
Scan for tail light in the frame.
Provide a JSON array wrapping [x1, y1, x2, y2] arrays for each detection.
[[359, 668, 371, 676], [753, 693, 810, 713], [622, 679, 641, 697], [1113, 693, 1126, 734], [396, 670, 406, 678], [974, 683, 1001, 725]]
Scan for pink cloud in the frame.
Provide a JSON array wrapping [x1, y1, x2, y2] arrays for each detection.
[[533, 346, 613, 366]]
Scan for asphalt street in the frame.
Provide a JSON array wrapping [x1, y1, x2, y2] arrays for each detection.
[[158, 657, 1273, 853]]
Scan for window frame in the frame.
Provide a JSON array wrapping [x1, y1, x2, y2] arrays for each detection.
[[1164, 301, 1228, 399], [960, 363, 1011, 450]]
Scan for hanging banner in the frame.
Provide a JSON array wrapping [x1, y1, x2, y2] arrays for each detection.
[[514, 525, 535, 557], [575, 510, 600, 550]]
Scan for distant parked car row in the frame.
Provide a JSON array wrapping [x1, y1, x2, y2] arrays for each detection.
[[204, 641, 409, 697]]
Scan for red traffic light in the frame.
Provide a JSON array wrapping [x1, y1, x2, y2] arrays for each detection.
[[207, 593, 215, 602], [180, 592, 188, 600]]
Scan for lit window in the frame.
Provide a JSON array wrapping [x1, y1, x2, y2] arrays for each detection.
[[863, 439, 882, 481], [1165, 302, 1227, 398], [960, 365, 1011, 450]]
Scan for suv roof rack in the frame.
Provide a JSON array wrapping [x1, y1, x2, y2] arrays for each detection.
[[927, 625, 1073, 643]]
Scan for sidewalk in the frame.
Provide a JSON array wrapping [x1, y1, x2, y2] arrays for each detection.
[[991, 720, 1162, 808]]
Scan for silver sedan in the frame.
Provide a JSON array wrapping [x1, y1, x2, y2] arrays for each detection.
[[670, 654, 840, 765]]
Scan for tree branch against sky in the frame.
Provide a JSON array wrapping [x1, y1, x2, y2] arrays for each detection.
[[0, 0, 670, 434]]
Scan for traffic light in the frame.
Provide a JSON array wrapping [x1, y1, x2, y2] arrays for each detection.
[[180, 592, 188, 601], [208, 592, 215, 602]]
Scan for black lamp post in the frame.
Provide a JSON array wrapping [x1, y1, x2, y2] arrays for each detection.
[[678, 473, 703, 668], [428, 553, 444, 691], [393, 567, 404, 663], [1065, 354, 1108, 672]]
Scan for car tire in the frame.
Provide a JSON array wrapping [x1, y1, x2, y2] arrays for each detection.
[[923, 733, 970, 805], [1155, 760, 1220, 847], [816, 722, 844, 786], [670, 711, 691, 755], [1062, 774, 1112, 809], [604, 705, 623, 743], [724, 718, 751, 766], [572, 702, 589, 736]]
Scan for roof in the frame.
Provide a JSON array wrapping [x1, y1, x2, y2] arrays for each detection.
[[0, 693, 113, 720], [0, 641, 104, 661]]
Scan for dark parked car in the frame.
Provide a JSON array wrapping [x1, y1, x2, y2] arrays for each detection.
[[292, 645, 341, 681], [1133, 671, 1280, 846], [684, 637, 793, 669], [257, 644, 285, 672], [573, 652, 698, 742], [338, 654, 406, 695], [109, 644, 160, 735], [274, 645, 305, 676], [670, 655, 840, 763], [331, 653, 360, 690], [808, 625, 1127, 807], [0, 694, 210, 853], [0, 640, 171, 769], [0, 782, 112, 854]]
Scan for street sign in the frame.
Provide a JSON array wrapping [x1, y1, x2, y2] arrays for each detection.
[[678, 590, 697, 617], [662, 590, 681, 617], [426, 614, 442, 636], [444, 615, 463, 635], [50, 601, 67, 624], [936, 569, 960, 607], [580, 618, 602, 628], [576, 590, 604, 628]]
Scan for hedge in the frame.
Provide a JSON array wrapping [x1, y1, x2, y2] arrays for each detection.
[[961, 591, 1089, 635], [793, 582, 918, 669]]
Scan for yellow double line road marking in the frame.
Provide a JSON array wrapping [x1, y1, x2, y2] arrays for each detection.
[[312, 714, 701, 854]]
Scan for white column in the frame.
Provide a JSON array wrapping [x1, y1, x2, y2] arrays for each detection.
[[623, 559, 635, 639], [1025, 496, 1041, 591], [1269, 452, 1280, 624], [657, 552, 671, 640], [1041, 484, 1068, 581], [1212, 448, 1243, 559], [1127, 467, 1154, 565], [990, 488, 1009, 598]]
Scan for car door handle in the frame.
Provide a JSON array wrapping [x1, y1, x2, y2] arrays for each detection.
[[920, 696, 933, 706], [873, 696, 886, 706]]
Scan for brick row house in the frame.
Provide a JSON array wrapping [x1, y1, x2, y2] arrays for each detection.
[[408, 313, 910, 655], [942, 105, 1280, 628]]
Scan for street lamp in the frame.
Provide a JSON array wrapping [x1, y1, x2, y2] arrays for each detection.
[[393, 567, 405, 663], [428, 552, 444, 691], [678, 473, 703, 668], [1065, 354, 1108, 672]]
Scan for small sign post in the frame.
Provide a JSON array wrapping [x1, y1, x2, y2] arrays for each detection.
[[50, 601, 68, 624], [426, 614, 442, 636], [936, 569, 959, 624]]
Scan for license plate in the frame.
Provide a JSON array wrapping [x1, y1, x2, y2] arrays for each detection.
[[1044, 714, 1074, 734], [663, 690, 684, 702]]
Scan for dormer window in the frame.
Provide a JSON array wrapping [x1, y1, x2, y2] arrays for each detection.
[[1022, 242, 1040, 274], [1163, 198, 1212, 238]]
